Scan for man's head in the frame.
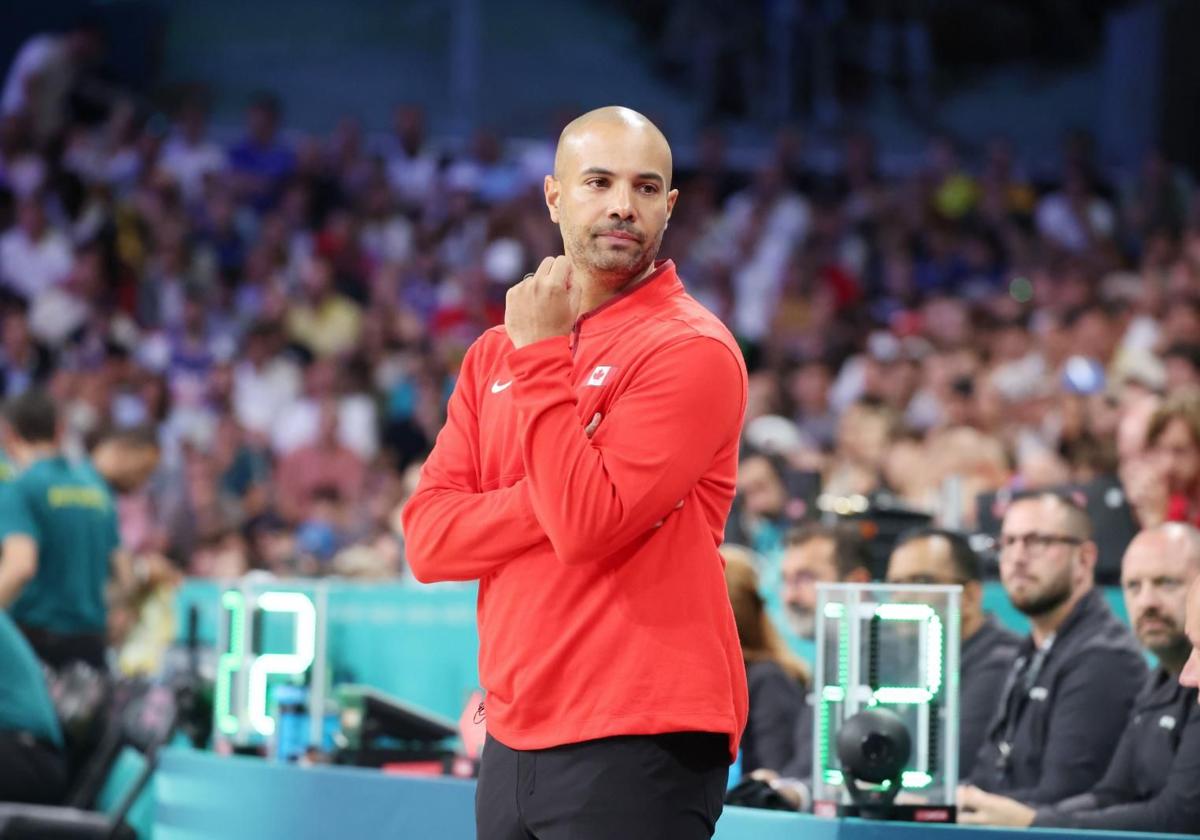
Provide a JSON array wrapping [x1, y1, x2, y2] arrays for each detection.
[[887, 528, 984, 639], [998, 492, 1096, 622], [246, 92, 281, 145], [736, 452, 787, 521], [17, 194, 46, 239], [1121, 523, 1200, 673], [545, 106, 677, 292], [90, 426, 161, 494], [781, 523, 871, 637], [3, 390, 60, 464]]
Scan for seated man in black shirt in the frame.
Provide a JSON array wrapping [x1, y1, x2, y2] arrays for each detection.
[[967, 492, 1147, 803], [886, 528, 1020, 773], [959, 522, 1200, 833]]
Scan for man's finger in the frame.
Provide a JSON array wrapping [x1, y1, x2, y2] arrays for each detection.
[[548, 255, 571, 286], [674, 499, 685, 510], [585, 412, 601, 438], [957, 811, 988, 825]]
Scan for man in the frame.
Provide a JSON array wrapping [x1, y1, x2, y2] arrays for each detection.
[[401, 107, 747, 839], [728, 451, 789, 558], [0, 391, 120, 670], [959, 523, 1200, 832], [779, 523, 871, 639], [886, 528, 1020, 772], [0, 610, 66, 803], [275, 401, 366, 523], [968, 492, 1147, 803]]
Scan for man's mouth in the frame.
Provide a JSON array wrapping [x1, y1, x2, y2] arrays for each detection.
[[595, 229, 641, 242]]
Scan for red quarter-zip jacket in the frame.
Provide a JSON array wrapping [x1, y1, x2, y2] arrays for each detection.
[[402, 260, 749, 760]]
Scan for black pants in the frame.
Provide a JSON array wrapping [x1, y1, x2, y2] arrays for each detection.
[[0, 730, 67, 804], [17, 624, 106, 671], [476, 732, 729, 840]]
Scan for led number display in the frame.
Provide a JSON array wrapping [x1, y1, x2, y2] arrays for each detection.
[[813, 583, 960, 809], [215, 586, 325, 743]]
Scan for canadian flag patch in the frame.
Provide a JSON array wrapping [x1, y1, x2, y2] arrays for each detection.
[[586, 365, 613, 387]]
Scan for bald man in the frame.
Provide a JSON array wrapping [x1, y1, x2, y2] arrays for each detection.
[[959, 523, 1200, 832], [402, 107, 748, 839]]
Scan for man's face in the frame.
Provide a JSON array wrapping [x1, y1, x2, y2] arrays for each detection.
[[998, 499, 1084, 617], [546, 119, 677, 289], [1121, 531, 1197, 664], [887, 537, 981, 637], [736, 456, 785, 520], [1180, 581, 1200, 695], [782, 537, 837, 637]]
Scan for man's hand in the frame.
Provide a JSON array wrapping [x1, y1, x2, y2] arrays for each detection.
[[505, 256, 580, 349], [956, 785, 1035, 827]]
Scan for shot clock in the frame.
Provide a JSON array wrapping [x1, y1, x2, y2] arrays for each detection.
[[213, 578, 331, 754], [812, 583, 961, 821]]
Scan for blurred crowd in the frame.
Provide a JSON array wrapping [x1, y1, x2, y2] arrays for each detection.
[[0, 21, 1199, 609]]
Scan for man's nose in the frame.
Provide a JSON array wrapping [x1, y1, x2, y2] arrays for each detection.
[[607, 183, 636, 220]]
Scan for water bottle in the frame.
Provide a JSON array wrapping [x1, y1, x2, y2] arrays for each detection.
[[274, 684, 309, 762]]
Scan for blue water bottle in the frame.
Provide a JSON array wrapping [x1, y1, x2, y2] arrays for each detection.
[[274, 684, 309, 762]]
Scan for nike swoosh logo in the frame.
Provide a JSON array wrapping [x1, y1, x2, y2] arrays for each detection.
[[491, 380, 512, 393]]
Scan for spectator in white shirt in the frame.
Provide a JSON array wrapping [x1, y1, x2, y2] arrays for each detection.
[[0, 193, 73, 301], [160, 100, 227, 204]]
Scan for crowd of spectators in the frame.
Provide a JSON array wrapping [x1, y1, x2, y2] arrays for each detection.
[[1, 28, 1199, 611]]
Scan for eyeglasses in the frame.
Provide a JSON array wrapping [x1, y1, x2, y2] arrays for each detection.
[[998, 533, 1084, 554], [782, 570, 820, 586]]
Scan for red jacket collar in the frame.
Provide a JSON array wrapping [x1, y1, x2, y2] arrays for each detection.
[[574, 260, 682, 334]]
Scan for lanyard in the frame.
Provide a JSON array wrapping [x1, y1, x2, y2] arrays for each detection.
[[993, 636, 1055, 775]]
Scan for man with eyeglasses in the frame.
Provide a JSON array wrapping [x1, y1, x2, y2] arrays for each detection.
[[958, 522, 1200, 832], [965, 491, 1146, 804], [886, 528, 1020, 773]]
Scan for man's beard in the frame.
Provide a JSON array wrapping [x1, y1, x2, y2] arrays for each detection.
[[569, 222, 662, 285], [1137, 610, 1192, 664], [1011, 570, 1073, 618], [785, 603, 816, 639]]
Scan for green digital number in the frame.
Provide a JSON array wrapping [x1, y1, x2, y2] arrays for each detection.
[[248, 592, 316, 736], [215, 590, 245, 736], [215, 589, 317, 738], [819, 600, 944, 790], [871, 602, 943, 789]]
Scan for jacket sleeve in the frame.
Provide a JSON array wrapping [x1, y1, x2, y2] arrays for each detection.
[[1031, 707, 1200, 833], [400, 339, 546, 583], [506, 334, 745, 566], [1000, 649, 1145, 804]]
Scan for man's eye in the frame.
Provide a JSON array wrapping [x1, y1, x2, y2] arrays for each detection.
[[586, 179, 607, 188], [639, 184, 659, 195]]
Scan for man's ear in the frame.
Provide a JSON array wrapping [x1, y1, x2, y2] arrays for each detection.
[[665, 188, 679, 225], [963, 579, 984, 611], [544, 175, 561, 224], [1077, 541, 1099, 581]]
